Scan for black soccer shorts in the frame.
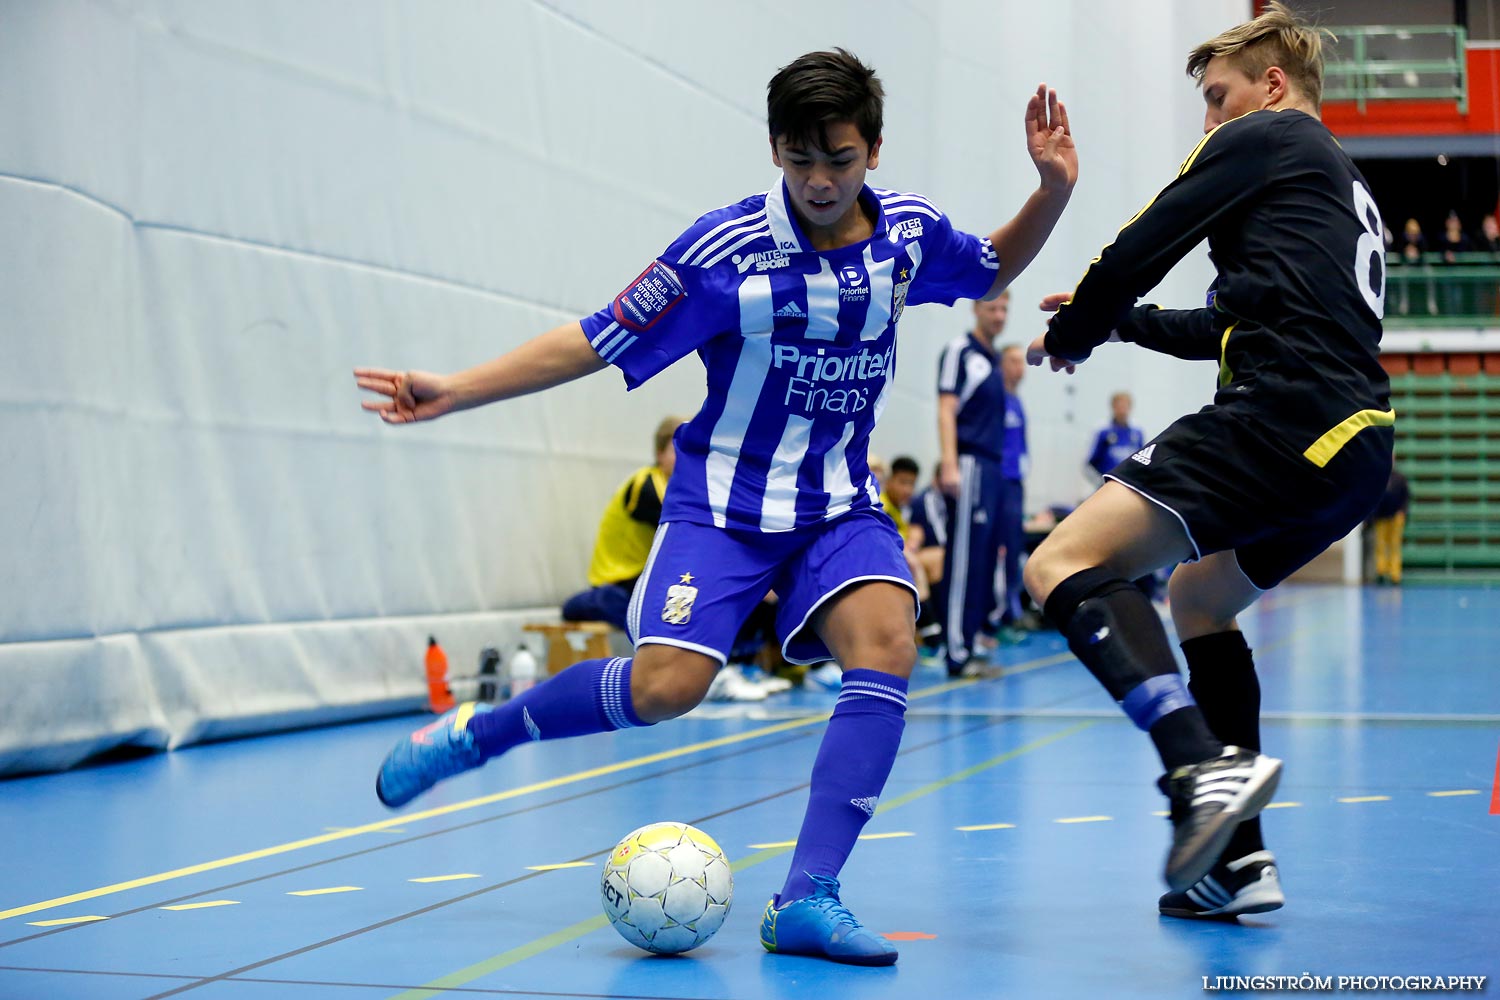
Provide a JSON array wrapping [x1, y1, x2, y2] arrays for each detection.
[[1105, 404, 1393, 589]]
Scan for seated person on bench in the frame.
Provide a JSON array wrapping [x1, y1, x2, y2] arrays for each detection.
[[562, 416, 686, 631]]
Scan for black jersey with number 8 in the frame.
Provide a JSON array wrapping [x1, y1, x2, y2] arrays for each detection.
[[1045, 109, 1390, 457]]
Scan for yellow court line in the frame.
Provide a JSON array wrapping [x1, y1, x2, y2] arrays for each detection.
[[409, 874, 482, 883], [524, 863, 594, 872], [2, 660, 1062, 926], [1264, 801, 1302, 809], [0, 715, 825, 923], [388, 720, 1098, 1000], [1428, 789, 1480, 797], [1054, 816, 1112, 824], [287, 886, 362, 896], [160, 900, 239, 911], [326, 826, 405, 835], [746, 840, 798, 850], [856, 831, 914, 840], [25, 915, 107, 927], [1338, 796, 1391, 804], [956, 823, 1015, 832]]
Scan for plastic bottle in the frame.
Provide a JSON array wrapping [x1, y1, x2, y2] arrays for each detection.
[[425, 636, 454, 713], [476, 647, 501, 703], [509, 643, 539, 696]]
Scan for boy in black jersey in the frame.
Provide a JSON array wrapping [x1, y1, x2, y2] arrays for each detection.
[[1024, 2, 1392, 917]]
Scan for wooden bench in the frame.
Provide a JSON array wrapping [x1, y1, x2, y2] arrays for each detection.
[[522, 621, 616, 675]]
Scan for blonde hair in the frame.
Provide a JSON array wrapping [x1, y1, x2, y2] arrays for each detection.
[[653, 416, 686, 457], [1186, 1, 1334, 110]]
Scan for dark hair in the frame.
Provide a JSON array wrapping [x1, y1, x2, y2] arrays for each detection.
[[891, 456, 920, 478], [766, 49, 884, 153]]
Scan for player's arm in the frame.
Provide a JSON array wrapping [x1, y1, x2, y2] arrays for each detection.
[[1113, 304, 1222, 360], [937, 393, 961, 496], [981, 85, 1078, 299], [1038, 113, 1277, 364], [355, 321, 606, 424]]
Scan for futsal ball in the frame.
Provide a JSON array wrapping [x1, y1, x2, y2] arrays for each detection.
[[601, 821, 733, 954]]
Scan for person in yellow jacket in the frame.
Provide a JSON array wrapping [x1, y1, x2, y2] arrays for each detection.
[[563, 416, 686, 630]]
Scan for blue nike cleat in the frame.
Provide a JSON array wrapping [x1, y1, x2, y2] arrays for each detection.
[[759, 873, 898, 966], [375, 702, 490, 808]]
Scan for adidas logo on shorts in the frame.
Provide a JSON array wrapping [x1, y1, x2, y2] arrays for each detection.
[[1130, 444, 1156, 466]]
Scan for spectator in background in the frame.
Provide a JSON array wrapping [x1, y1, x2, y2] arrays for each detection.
[[1371, 465, 1410, 586], [905, 465, 950, 601], [936, 294, 1012, 676], [878, 456, 939, 640], [1438, 211, 1473, 315], [879, 456, 920, 535], [1395, 218, 1435, 316], [1477, 214, 1500, 256], [1397, 217, 1426, 262], [1476, 214, 1500, 315], [1087, 391, 1146, 484], [563, 416, 686, 630], [1439, 210, 1471, 262]]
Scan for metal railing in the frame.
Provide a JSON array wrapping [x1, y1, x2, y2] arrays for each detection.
[[1386, 252, 1500, 327], [1323, 24, 1467, 113]]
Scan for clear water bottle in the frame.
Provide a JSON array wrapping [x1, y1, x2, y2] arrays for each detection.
[[510, 643, 539, 696]]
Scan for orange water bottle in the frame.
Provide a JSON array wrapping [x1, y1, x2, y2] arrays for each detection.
[[425, 636, 455, 713]]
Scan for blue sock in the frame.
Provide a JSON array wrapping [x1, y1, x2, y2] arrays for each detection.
[[779, 668, 908, 903], [466, 656, 648, 760]]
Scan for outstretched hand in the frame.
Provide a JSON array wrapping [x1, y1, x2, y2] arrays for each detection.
[[354, 367, 456, 424], [1026, 84, 1077, 193]]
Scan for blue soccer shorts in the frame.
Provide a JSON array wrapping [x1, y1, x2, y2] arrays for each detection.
[[627, 507, 917, 665]]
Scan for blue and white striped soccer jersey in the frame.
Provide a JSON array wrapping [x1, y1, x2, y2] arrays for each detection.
[[581, 181, 999, 534]]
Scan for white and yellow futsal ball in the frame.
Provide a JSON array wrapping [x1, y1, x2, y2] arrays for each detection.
[[600, 821, 733, 954]]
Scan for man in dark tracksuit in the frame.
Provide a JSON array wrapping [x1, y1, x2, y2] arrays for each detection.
[[935, 293, 1011, 676]]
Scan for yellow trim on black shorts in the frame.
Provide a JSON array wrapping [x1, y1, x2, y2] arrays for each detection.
[[1302, 408, 1396, 468]]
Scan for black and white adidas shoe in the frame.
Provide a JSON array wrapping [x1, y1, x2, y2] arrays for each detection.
[[1159, 850, 1284, 919], [1161, 746, 1282, 892]]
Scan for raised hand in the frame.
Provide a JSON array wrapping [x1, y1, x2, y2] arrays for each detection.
[[1026, 84, 1077, 194], [353, 367, 455, 424]]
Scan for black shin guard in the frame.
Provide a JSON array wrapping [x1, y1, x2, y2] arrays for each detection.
[[1181, 630, 1265, 856], [1045, 568, 1221, 769]]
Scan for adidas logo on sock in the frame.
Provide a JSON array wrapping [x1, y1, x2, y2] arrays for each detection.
[[774, 301, 807, 319], [523, 707, 541, 742], [1130, 444, 1156, 466], [850, 796, 879, 817]]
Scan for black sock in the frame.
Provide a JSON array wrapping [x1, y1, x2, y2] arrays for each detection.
[[1181, 630, 1265, 857], [1044, 568, 1221, 770]]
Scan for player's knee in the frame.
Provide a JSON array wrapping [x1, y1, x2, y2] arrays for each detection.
[[629, 646, 717, 722], [1022, 547, 1059, 606], [1167, 571, 1235, 638], [839, 617, 918, 675]]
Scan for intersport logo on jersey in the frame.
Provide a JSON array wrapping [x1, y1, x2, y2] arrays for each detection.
[[770, 342, 894, 415]]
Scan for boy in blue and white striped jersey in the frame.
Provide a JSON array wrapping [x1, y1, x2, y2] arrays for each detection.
[[357, 49, 1076, 965]]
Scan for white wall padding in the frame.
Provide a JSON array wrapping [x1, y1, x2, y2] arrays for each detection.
[[0, 0, 1247, 774]]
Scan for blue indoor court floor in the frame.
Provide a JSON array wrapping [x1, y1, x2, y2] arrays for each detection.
[[2, 584, 1497, 1000]]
